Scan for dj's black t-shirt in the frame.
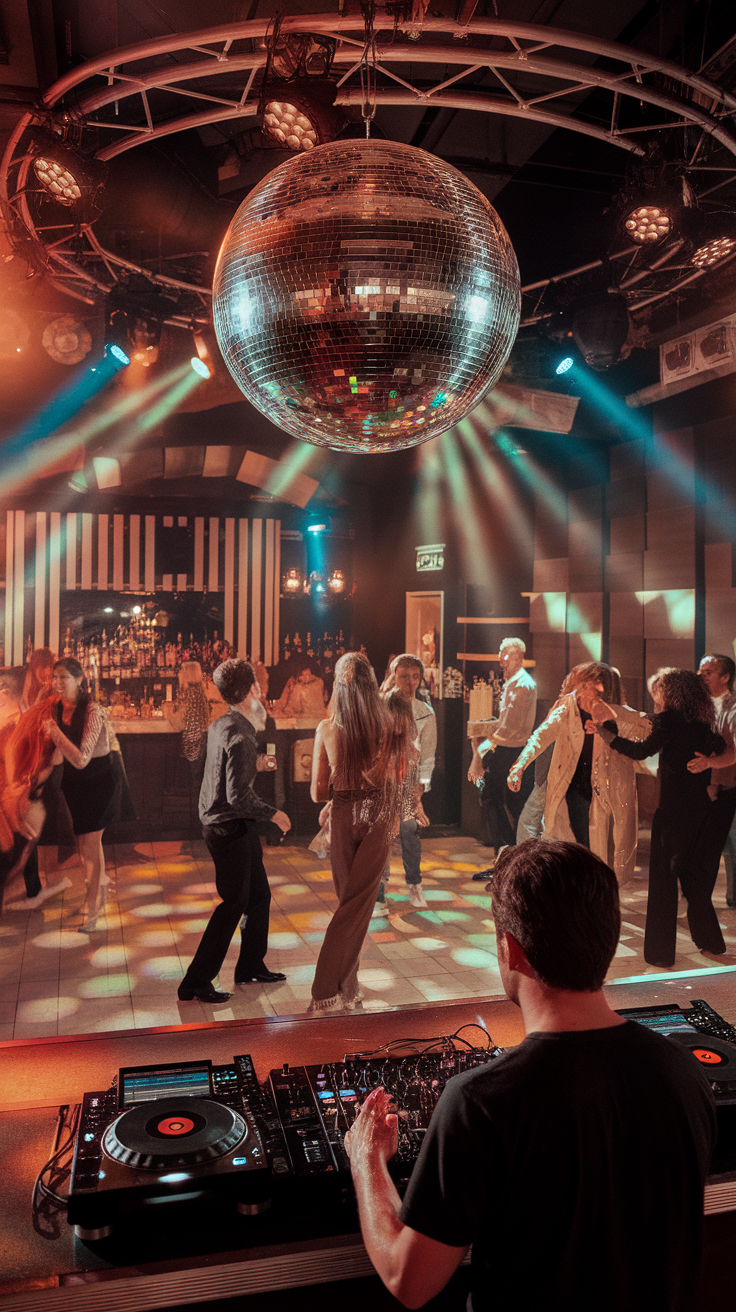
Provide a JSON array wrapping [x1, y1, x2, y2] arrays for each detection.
[[399, 1021, 716, 1312]]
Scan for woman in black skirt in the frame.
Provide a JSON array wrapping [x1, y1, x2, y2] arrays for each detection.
[[594, 667, 726, 968], [44, 658, 134, 932]]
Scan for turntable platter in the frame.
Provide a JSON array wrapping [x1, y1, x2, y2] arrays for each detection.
[[102, 1097, 246, 1171]]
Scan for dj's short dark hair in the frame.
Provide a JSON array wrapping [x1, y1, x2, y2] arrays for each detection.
[[213, 659, 256, 705], [492, 840, 620, 992]]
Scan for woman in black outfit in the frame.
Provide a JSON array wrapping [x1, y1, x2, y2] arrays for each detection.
[[595, 667, 726, 967], [44, 658, 134, 932]]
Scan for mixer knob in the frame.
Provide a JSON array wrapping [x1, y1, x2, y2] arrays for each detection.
[[282, 1063, 290, 1074]]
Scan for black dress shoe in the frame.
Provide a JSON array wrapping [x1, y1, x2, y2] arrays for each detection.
[[234, 969, 287, 984], [178, 985, 232, 1003], [472, 868, 495, 882]]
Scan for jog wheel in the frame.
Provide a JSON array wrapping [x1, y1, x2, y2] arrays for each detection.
[[102, 1097, 245, 1170]]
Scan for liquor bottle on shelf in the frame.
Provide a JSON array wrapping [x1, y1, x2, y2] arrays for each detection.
[[101, 632, 109, 670]]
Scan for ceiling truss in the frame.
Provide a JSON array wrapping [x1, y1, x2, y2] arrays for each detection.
[[2, 12, 736, 323]]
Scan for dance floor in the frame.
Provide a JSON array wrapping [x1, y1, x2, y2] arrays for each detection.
[[2, 830, 736, 1040]]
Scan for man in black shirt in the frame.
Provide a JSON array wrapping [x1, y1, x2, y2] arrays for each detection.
[[178, 659, 291, 1004], [344, 840, 717, 1311]]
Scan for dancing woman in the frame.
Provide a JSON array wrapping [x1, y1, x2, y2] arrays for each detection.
[[508, 662, 650, 884], [595, 668, 726, 967], [309, 652, 408, 1011], [45, 658, 133, 932]]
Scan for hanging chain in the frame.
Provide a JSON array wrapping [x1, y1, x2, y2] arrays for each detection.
[[359, 0, 377, 136]]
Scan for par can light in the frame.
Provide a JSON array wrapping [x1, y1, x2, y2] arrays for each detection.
[[556, 356, 574, 375], [190, 357, 211, 378]]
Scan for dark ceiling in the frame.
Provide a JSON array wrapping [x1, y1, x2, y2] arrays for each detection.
[[1, 0, 736, 504]]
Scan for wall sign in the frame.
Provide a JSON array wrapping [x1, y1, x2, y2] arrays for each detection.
[[415, 543, 445, 573]]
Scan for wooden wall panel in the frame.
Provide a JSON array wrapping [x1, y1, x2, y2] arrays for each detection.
[[609, 515, 645, 555], [705, 543, 733, 588], [609, 439, 647, 481], [645, 638, 695, 674], [605, 553, 644, 590], [641, 590, 695, 640], [704, 588, 736, 654], [532, 558, 569, 592], [643, 550, 696, 590], [529, 632, 567, 708], [610, 592, 643, 637], [529, 592, 567, 633], [566, 593, 602, 634]]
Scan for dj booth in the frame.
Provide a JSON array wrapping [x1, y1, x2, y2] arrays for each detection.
[[1, 991, 735, 1312]]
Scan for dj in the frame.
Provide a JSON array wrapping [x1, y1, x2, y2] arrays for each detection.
[[344, 840, 716, 1311]]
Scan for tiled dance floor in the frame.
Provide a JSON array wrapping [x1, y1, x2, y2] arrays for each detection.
[[1, 831, 735, 1040]]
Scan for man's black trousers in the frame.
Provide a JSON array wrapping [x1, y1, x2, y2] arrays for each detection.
[[481, 744, 534, 850], [180, 819, 271, 989]]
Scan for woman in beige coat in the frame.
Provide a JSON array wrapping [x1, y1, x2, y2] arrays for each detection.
[[508, 663, 650, 886]]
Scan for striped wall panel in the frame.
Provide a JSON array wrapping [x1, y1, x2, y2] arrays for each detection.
[[1, 512, 282, 667]]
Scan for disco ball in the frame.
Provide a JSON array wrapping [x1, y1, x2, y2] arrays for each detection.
[[212, 139, 520, 454]]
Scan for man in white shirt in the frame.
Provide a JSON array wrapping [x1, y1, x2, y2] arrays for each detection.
[[468, 638, 536, 857], [698, 653, 736, 911]]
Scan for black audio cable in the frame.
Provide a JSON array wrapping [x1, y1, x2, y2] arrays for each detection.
[[344, 1024, 498, 1062], [31, 1102, 81, 1237]]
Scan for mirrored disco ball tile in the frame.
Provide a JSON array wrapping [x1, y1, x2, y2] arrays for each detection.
[[213, 139, 520, 454]]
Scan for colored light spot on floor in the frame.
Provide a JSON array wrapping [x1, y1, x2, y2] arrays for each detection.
[[130, 903, 177, 918], [370, 932, 396, 943], [140, 957, 184, 979], [433, 910, 472, 923], [268, 933, 304, 950], [90, 946, 127, 968], [451, 947, 496, 969], [463, 895, 493, 909], [410, 937, 449, 952], [424, 889, 456, 901], [78, 974, 133, 998], [288, 912, 332, 931], [16, 998, 60, 1023]]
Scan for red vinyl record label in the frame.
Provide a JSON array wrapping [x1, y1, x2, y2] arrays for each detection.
[[692, 1048, 723, 1066], [157, 1116, 196, 1136]]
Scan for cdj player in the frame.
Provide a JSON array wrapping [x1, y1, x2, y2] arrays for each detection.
[[68, 1057, 270, 1240]]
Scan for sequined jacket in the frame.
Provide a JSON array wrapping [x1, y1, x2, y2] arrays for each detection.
[[513, 692, 651, 884]]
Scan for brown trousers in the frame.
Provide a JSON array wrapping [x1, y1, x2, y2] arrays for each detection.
[[311, 789, 394, 1005]]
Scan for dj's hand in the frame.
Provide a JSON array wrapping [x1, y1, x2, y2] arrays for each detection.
[[344, 1087, 398, 1169]]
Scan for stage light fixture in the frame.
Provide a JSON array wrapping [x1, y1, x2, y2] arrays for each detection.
[[68, 469, 88, 493], [260, 30, 344, 152], [327, 569, 346, 595], [308, 570, 326, 595], [106, 343, 130, 367], [556, 357, 574, 375], [622, 204, 672, 246], [307, 519, 328, 533], [29, 133, 106, 219], [190, 357, 210, 379], [261, 80, 344, 152], [683, 210, 736, 269]]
